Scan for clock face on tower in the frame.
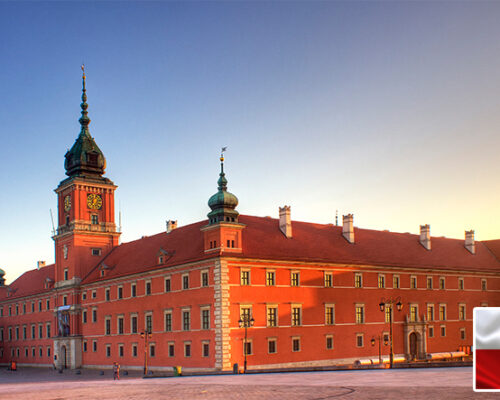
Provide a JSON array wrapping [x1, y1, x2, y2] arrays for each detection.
[[87, 193, 103, 210], [64, 195, 71, 212]]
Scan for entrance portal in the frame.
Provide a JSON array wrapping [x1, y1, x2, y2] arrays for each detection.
[[409, 332, 418, 360], [61, 345, 67, 369]]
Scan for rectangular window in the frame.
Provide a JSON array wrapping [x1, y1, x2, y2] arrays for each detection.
[[268, 338, 277, 354], [427, 304, 434, 321], [458, 278, 464, 290], [385, 307, 391, 323], [132, 344, 138, 357], [38, 301, 42, 312], [410, 276, 417, 289], [39, 347, 43, 357], [145, 281, 152, 295], [31, 325, 35, 339], [23, 326, 26, 339], [460, 328, 466, 340], [355, 273, 362, 288], [202, 341, 210, 357], [131, 315, 138, 333], [83, 341, 87, 352], [482, 279, 487, 291], [131, 283, 137, 297], [106, 344, 111, 357], [240, 270, 250, 286], [355, 305, 365, 324], [439, 277, 446, 290], [182, 274, 189, 290], [164, 278, 171, 292], [168, 343, 175, 357], [46, 299, 50, 310], [165, 311, 172, 332], [326, 335, 334, 350], [378, 274, 385, 289], [393, 275, 400, 289], [183, 310, 190, 331], [63, 296, 68, 306], [267, 306, 278, 327], [266, 271, 276, 286], [292, 337, 300, 352], [324, 272, 333, 287], [459, 305, 466, 321], [118, 287, 123, 299], [244, 340, 253, 355], [202, 309, 210, 330], [291, 306, 301, 326], [149, 344, 155, 357], [93, 340, 97, 352], [92, 308, 97, 323], [325, 305, 335, 325], [201, 271, 209, 287], [356, 334, 364, 347], [92, 248, 101, 256], [184, 342, 191, 357], [427, 277, 433, 289], [91, 214, 99, 225], [15, 327, 19, 340], [38, 325, 43, 339], [47, 347, 51, 357], [64, 269, 68, 281], [291, 271, 300, 286], [105, 317, 111, 335], [119, 344, 124, 357], [92, 290, 97, 299], [118, 316, 124, 334], [145, 314, 153, 333], [439, 305, 446, 321], [410, 305, 418, 322], [440, 326, 446, 337], [105, 288, 110, 301], [46, 324, 51, 338]]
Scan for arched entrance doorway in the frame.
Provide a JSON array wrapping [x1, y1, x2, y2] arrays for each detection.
[[61, 345, 67, 369], [409, 332, 418, 360]]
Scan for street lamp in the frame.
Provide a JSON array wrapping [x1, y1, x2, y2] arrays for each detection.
[[379, 297, 403, 369], [238, 313, 254, 373], [140, 330, 152, 375], [371, 333, 389, 365]]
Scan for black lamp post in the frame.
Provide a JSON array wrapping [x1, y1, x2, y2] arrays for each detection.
[[238, 314, 254, 373], [140, 330, 152, 375], [379, 297, 403, 369], [371, 333, 389, 365]]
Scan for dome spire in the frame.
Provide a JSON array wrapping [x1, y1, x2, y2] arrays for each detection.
[[79, 64, 91, 134], [218, 147, 228, 191]]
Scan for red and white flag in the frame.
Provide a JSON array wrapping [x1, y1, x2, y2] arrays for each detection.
[[475, 307, 500, 391]]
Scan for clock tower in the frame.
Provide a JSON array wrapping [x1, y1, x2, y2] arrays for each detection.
[[53, 68, 120, 285]]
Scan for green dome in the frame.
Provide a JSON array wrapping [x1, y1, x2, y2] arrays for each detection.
[[207, 156, 239, 224], [0, 268, 5, 276]]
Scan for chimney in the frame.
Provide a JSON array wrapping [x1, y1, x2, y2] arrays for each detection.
[[465, 230, 475, 254], [342, 214, 354, 243], [419, 224, 431, 250], [279, 206, 292, 238], [37, 261, 46, 269], [166, 220, 178, 233]]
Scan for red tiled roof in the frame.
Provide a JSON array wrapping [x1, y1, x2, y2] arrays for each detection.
[[81, 215, 500, 284], [1, 264, 55, 300]]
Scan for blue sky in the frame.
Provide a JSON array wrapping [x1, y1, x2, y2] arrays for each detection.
[[1, 1, 500, 283]]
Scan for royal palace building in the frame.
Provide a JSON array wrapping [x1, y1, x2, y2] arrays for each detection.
[[1, 73, 500, 372]]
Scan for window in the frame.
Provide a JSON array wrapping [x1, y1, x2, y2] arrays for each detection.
[[82, 292, 87, 301], [25, 348, 28, 357], [83, 341, 87, 352], [131, 315, 138, 333], [118, 287, 123, 299], [145, 281, 152, 295], [93, 340, 97, 352], [243, 339, 253, 355], [118, 316, 124, 334], [355, 273, 362, 288], [39, 347, 43, 357], [482, 279, 487, 291], [240, 270, 250, 286], [63, 295, 68, 306], [292, 337, 300, 352], [8, 306, 11, 316], [184, 342, 191, 357], [202, 341, 210, 357], [91, 214, 99, 225], [356, 333, 364, 347], [23, 326, 26, 339], [427, 304, 434, 321], [92, 290, 97, 299], [291, 306, 301, 326], [16, 304, 19, 315], [92, 308, 97, 323], [439, 277, 446, 290], [145, 314, 153, 333], [267, 306, 278, 327], [459, 304, 466, 321], [427, 277, 433, 289], [458, 278, 464, 290], [268, 338, 277, 354], [168, 342, 175, 357], [385, 307, 391, 323], [15, 327, 19, 340], [460, 328, 466, 340], [46, 324, 51, 338], [105, 288, 110, 301], [410, 276, 417, 289], [106, 344, 111, 357], [439, 304, 446, 321], [266, 271, 276, 286], [201, 308, 210, 330], [393, 275, 400, 289], [31, 347, 35, 357], [165, 311, 172, 332], [46, 299, 50, 310], [163, 277, 171, 293], [38, 301, 42, 312], [326, 335, 334, 350], [240, 306, 252, 322], [378, 274, 385, 289], [64, 269, 68, 281], [31, 303, 34, 313], [324, 272, 333, 288], [291, 271, 300, 286], [132, 344, 138, 357], [149, 344, 155, 357], [92, 248, 101, 256], [325, 305, 335, 325], [201, 271, 209, 287], [105, 317, 111, 335], [47, 347, 51, 358], [38, 324, 43, 339], [182, 274, 189, 290], [119, 344, 124, 357], [410, 305, 418, 322], [8, 327, 12, 341], [440, 325, 446, 337], [31, 325, 35, 339], [355, 305, 365, 324], [182, 310, 190, 331], [131, 283, 136, 297]]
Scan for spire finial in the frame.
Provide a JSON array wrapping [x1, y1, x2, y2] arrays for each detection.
[[79, 64, 90, 133], [218, 147, 228, 191]]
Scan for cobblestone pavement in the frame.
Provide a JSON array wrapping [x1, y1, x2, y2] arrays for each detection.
[[0, 367, 496, 399]]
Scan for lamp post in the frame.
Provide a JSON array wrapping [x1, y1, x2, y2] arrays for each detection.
[[371, 333, 389, 365], [379, 297, 403, 369], [238, 313, 254, 373], [140, 330, 152, 375]]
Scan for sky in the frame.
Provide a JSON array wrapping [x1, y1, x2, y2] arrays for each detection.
[[1, 1, 500, 283]]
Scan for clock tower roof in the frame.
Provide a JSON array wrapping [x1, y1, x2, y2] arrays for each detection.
[[64, 66, 106, 179]]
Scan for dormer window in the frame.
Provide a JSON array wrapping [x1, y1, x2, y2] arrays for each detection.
[[158, 256, 164, 264]]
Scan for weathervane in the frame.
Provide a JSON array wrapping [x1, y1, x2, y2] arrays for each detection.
[[220, 146, 227, 162]]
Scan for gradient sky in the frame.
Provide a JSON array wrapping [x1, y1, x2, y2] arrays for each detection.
[[1, 1, 500, 283]]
